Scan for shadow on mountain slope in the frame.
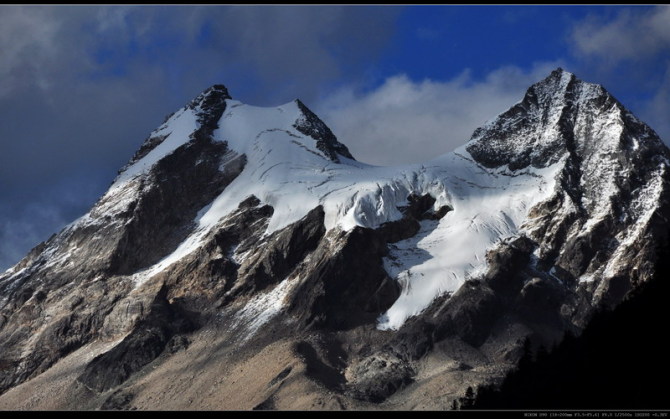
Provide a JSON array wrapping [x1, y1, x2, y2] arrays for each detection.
[[464, 231, 670, 410]]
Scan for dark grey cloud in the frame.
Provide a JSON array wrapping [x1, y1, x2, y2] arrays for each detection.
[[0, 5, 402, 270], [172, 6, 401, 103]]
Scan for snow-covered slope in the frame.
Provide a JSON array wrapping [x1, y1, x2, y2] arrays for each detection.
[[378, 150, 564, 329]]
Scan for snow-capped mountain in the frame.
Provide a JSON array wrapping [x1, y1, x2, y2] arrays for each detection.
[[0, 68, 668, 410]]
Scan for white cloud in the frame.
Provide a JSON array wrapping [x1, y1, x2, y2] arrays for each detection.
[[317, 62, 563, 166], [95, 6, 133, 33], [571, 6, 670, 64], [642, 63, 670, 143]]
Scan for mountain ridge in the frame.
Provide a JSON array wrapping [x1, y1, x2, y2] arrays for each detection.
[[0, 68, 668, 410]]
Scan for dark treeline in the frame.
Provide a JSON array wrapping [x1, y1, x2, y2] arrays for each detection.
[[462, 238, 670, 410]]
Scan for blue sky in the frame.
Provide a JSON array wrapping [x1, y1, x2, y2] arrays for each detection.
[[1, 5, 669, 270]]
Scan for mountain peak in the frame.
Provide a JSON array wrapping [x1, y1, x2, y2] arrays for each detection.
[[188, 84, 232, 129], [465, 69, 664, 171], [549, 66, 570, 78], [189, 84, 231, 107], [525, 67, 578, 107]]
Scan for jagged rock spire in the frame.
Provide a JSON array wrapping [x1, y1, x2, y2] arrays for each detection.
[[465, 68, 666, 171], [293, 99, 355, 163], [189, 84, 232, 129]]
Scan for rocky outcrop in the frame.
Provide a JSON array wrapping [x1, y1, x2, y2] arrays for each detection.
[[286, 225, 400, 331], [0, 274, 131, 395], [377, 193, 452, 243], [160, 195, 274, 311], [346, 350, 415, 403], [77, 285, 195, 393], [227, 205, 326, 299], [109, 140, 245, 275], [123, 84, 231, 171], [294, 99, 354, 162]]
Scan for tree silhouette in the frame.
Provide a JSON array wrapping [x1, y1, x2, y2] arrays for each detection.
[[459, 386, 476, 409]]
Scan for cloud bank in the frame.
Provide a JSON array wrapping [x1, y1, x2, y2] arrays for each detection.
[[318, 63, 563, 166]]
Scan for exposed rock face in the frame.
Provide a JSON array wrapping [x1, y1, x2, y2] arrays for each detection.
[[346, 350, 415, 403], [0, 70, 668, 410], [123, 84, 231, 171], [228, 205, 326, 299], [377, 193, 452, 243], [286, 225, 400, 330], [293, 99, 355, 162], [161, 195, 275, 311], [78, 285, 195, 393], [110, 140, 244, 275]]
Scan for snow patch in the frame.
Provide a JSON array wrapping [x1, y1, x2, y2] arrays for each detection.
[[231, 276, 300, 342]]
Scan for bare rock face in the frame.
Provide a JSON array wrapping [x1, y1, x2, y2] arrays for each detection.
[[376, 193, 452, 243], [287, 225, 399, 331], [122, 84, 231, 172], [226, 205, 327, 299], [346, 351, 415, 403], [1, 71, 669, 410], [109, 140, 244, 275], [160, 195, 275, 312], [293, 99, 354, 162], [78, 285, 195, 393]]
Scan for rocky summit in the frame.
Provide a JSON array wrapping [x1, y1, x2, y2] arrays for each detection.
[[0, 68, 668, 410]]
